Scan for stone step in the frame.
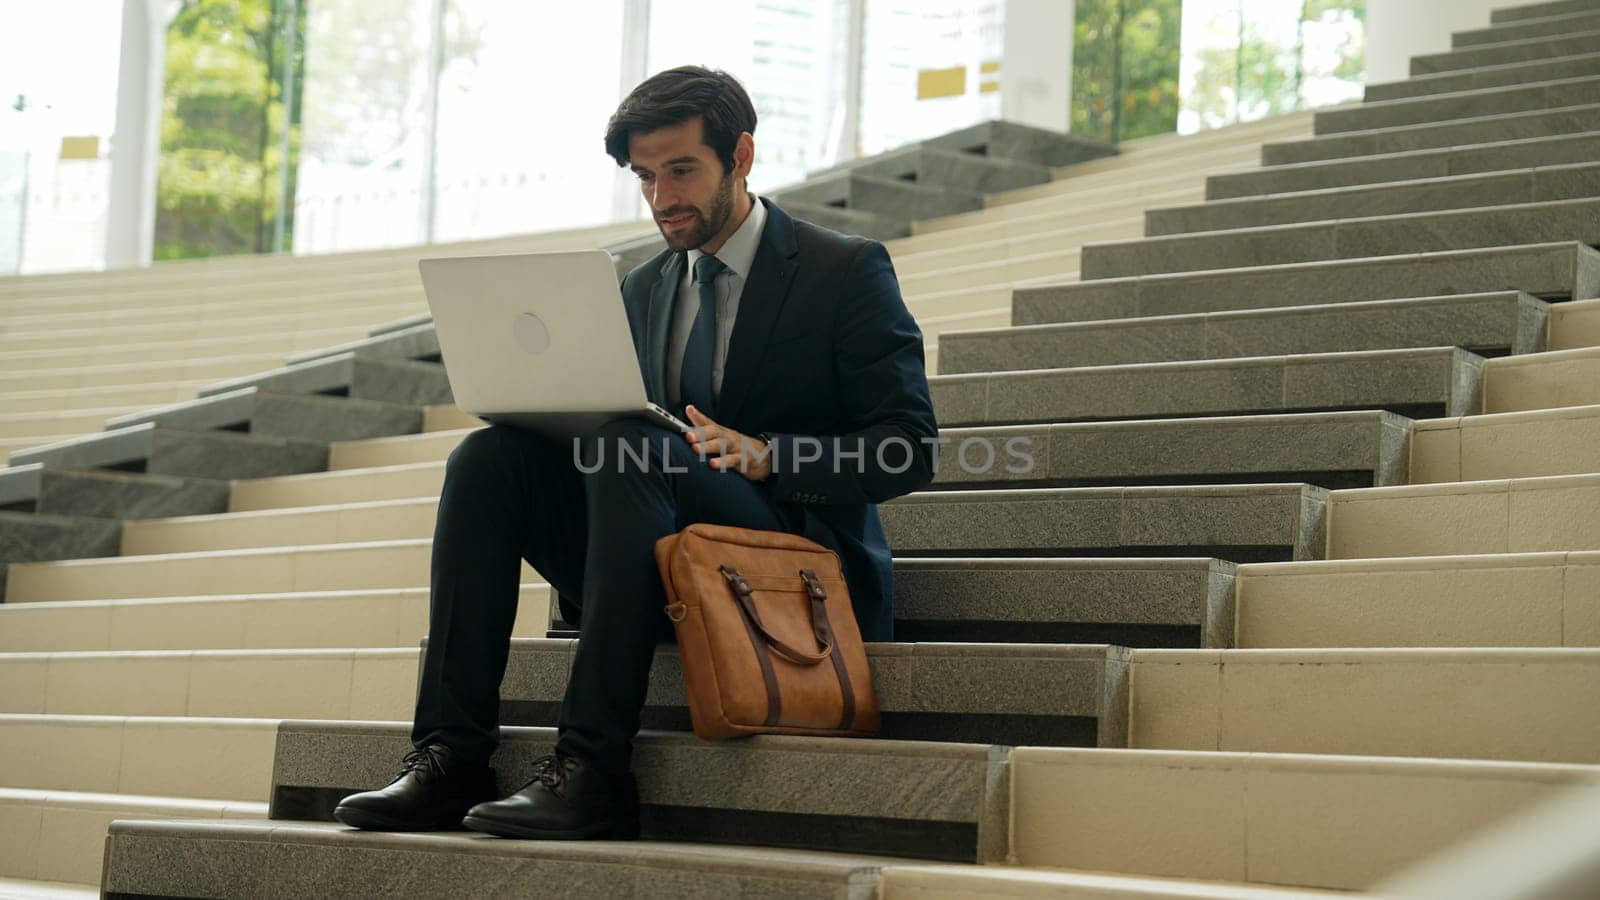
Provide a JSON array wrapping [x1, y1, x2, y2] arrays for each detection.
[[0, 465, 228, 520], [1315, 73, 1600, 135], [1260, 102, 1600, 165], [283, 321, 442, 368], [0, 352, 283, 395], [1149, 161, 1600, 235], [1493, 0, 1600, 23], [328, 428, 472, 470], [0, 298, 416, 353], [1085, 196, 1600, 280], [877, 866, 1347, 899], [0, 585, 549, 652], [1009, 748, 1600, 890], [1366, 49, 1600, 102], [1411, 403, 1600, 482], [0, 876, 96, 897], [780, 200, 911, 241], [0, 649, 417, 721], [1128, 647, 1600, 764], [881, 483, 1326, 563], [930, 347, 1484, 426], [1483, 344, 1600, 411], [229, 461, 446, 511], [1550, 296, 1600, 349], [0, 324, 370, 371], [1233, 551, 1600, 649], [7, 423, 327, 481], [103, 388, 423, 445], [100, 819, 934, 900], [773, 171, 983, 223], [1325, 472, 1600, 559], [268, 720, 1010, 862], [823, 143, 1054, 195], [0, 381, 206, 416], [498, 639, 1129, 748], [0, 788, 266, 886], [1208, 130, 1600, 200], [1453, 10, 1600, 48], [1013, 242, 1600, 326], [1412, 28, 1600, 75], [0, 713, 276, 802], [0, 512, 122, 601], [944, 292, 1545, 373], [1369, 49, 1600, 101], [196, 350, 446, 408], [2, 539, 541, 603]]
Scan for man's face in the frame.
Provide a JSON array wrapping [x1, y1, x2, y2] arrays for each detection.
[[628, 117, 737, 253]]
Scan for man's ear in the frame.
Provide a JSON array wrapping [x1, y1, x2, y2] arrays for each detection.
[[733, 132, 755, 182]]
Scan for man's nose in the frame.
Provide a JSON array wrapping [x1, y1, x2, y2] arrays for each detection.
[[648, 183, 678, 212]]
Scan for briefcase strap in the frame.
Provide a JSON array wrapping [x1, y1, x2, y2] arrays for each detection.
[[719, 565, 857, 731]]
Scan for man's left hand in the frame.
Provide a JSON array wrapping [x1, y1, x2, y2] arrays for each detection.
[[683, 405, 771, 482]]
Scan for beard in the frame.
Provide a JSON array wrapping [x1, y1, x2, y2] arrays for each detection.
[[655, 173, 736, 252]]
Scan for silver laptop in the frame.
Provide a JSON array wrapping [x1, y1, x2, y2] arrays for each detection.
[[418, 250, 691, 437]]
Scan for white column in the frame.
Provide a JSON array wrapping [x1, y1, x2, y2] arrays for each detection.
[[104, 0, 166, 270], [611, 0, 652, 223], [1365, 0, 1502, 85], [999, 0, 1074, 134]]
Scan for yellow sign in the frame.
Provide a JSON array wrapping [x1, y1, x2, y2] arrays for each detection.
[[916, 66, 967, 100], [59, 136, 101, 160]]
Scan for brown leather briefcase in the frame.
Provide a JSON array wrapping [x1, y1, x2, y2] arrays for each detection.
[[654, 523, 880, 740]]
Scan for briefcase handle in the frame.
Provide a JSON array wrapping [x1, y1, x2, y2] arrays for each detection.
[[719, 565, 834, 666]]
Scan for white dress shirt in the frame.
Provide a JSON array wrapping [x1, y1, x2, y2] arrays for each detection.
[[665, 195, 768, 410]]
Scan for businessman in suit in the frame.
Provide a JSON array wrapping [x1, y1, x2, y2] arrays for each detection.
[[334, 66, 938, 840]]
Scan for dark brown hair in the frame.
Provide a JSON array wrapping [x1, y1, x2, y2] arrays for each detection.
[[603, 66, 757, 173]]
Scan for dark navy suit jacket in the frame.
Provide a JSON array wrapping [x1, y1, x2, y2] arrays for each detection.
[[619, 198, 939, 641]]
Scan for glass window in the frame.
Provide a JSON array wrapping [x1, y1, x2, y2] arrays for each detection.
[[1071, 0, 1183, 142], [429, 1, 626, 243], [292, 0, 435, 254], [858, 0, 1003, 157], [0, 1, 124, 274], [647, 0, 850, 195]]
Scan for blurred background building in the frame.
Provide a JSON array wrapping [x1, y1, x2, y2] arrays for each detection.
[[2, 0, 1382, 275]]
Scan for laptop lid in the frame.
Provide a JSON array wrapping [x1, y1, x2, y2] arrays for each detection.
[[419, 250, 654, 420]]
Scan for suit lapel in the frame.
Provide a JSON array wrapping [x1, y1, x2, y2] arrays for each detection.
[[643, 252, 683, 406], [718, 200, 800, 425]]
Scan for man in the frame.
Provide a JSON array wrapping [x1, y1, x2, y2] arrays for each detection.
[[333, 66, 937, 840]]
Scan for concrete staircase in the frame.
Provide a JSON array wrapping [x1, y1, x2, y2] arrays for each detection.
[[3, 0, 1600, 894]]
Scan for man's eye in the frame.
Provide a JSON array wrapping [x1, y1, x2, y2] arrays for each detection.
[[672, 168, 692, 177]]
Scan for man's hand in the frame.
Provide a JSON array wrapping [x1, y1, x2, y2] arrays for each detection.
[[683, 405, 771, 482]]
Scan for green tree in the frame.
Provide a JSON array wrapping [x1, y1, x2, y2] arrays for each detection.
[[1071, 0, 1182, 143], [155, 0, 305, 260]]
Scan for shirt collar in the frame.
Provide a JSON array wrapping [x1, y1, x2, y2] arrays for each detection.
[[687, 194, 766, 280]]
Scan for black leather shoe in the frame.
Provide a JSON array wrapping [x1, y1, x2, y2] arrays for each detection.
[[462, 751, 639, 840], [333, 744, 498, 831]]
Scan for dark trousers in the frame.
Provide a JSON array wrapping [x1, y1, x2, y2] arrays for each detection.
[[410, 418, 796, 777]]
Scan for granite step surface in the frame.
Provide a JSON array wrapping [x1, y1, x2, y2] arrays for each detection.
[[1326, 471, 1600, 559], [944, 292, 1545, 372], [1260, 102, 1600, 165], [1149, 161, 1600, 235], [1207, 130, 1600, 199], [1084, 196, 1600, 279], [903, 118, 1117, 169], [831, 144, 1053, 196], [1366, 49, 1600, 101], [1493, 0, 1600, 23], [1411, 28, 1600, 75], [0, 465, 228, 520], [101, 819, 913, 900], [285, 320, 440, 368], [1013, 242, 1600, 326], [266, 721, 1011, 862], [102, 387, 422, 445], [1452, 9, 1600, 48], [773, 171, 984, 222], [881, 483, 1326, 563], [778, 201, 910, 241], [876, 866, 1350, 899], [1009, 747, 1600, 890], [196, 348, 443, 403], [1314, 73, 1600, 134], [930, 347, 1485, 426], [1232, 551, 1600, 649], [930, 412, 1411, 492], [0, 788, 267, 887], [6, 423, 327, 481], [0, 512, 121, 601], [497, 639, 1130, 748], [1127, 647, 1600, 763]]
